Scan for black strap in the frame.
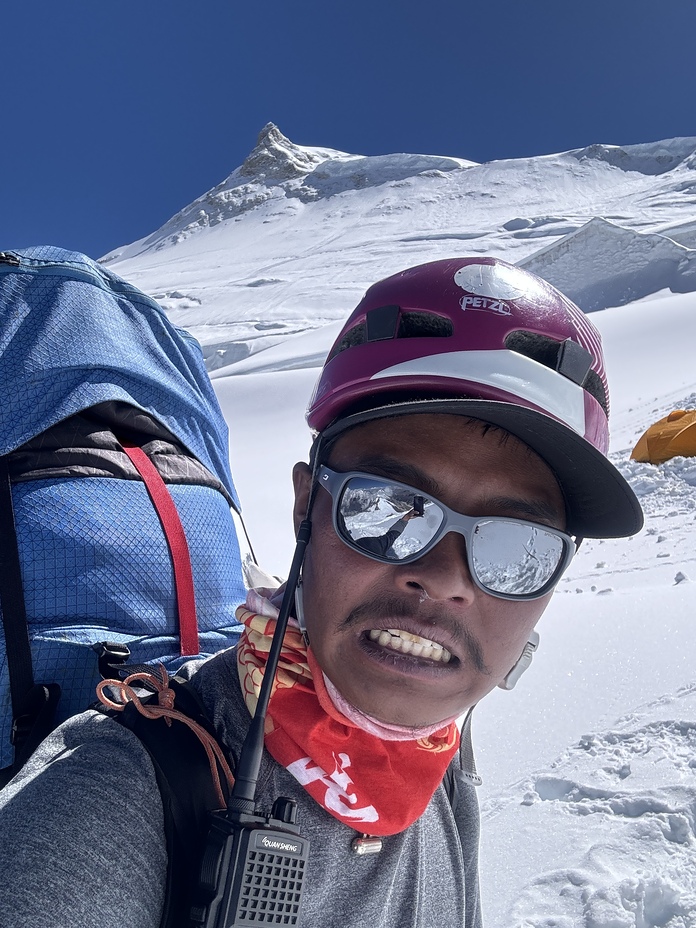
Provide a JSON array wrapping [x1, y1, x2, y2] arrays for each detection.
[[110, 678, 231, 928], [5, 683, 61, 785], [0, 456, 62, 785], [0, 455, 34, 712], [443, 762, 456, 805]]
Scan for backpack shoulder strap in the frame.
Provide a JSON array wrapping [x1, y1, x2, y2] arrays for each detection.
[[444, 708, 482, 805], [111, 678, 231, 928], [443, 709, 483, 928]]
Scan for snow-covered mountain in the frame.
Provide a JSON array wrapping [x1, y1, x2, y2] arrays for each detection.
[[103, 124, 696, 371], [106, 126, 696, 928]]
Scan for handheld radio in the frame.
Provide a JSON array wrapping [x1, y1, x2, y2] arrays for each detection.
[[191, 522, 312, 927]]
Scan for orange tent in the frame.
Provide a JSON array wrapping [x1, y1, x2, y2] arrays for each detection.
[[631, 409, 696, 464]]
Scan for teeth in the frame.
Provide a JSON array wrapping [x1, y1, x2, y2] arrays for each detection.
[[368, 628, 452, 663]]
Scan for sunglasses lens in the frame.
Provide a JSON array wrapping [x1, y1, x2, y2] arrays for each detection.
[[338, 477, 444, 560], [472, 520, 566, 596], [329, 470, 569, 598]]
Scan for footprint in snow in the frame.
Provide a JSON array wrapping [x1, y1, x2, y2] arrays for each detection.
[[503, 719, 696, 927]]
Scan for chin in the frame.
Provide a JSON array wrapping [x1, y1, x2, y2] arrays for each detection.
[[360, 696, 464, 730]]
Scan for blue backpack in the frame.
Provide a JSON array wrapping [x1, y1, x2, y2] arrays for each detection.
[[0, 246, 248, 782]]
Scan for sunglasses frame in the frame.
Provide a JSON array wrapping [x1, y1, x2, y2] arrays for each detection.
[[316, 465, 575, 601]]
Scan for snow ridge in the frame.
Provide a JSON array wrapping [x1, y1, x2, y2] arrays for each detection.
[[520, 218, 696, 311], [570, 137, 696, 176]]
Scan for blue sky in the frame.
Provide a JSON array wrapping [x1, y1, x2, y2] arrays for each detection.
[[2, 0, 694, 259]]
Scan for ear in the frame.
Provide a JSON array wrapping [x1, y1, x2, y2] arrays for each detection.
[[292, 462, 312, 534]]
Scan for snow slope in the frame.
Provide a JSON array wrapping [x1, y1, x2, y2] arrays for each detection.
[[108, 126, 696, 928]]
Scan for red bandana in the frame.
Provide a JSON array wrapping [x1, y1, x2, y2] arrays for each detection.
[[236, 606, 460, 837]]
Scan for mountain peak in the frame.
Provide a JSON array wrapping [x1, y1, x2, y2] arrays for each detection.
[[238, 123, 327, 180]]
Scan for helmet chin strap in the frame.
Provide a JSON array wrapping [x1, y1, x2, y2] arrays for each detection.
[[498, 630, 540, 691]]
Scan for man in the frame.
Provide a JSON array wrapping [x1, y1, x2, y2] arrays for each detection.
[[0, 257, 642, 928]]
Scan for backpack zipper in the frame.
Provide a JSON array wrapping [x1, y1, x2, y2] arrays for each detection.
[[0, 252, 165, 315]]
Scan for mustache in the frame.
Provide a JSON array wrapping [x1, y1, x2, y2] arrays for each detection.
[[342, 593, 490, 675]]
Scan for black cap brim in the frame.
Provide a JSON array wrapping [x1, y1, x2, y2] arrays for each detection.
[[316, 399, 643, 539]]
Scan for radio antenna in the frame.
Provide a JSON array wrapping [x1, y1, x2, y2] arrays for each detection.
[[228, 519, 312, 813]]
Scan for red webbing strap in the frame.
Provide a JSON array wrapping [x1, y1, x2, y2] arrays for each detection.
[[121, 442, 199, 657]]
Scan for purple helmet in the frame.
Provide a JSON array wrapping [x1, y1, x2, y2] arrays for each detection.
[[307, 257, 643, 539]]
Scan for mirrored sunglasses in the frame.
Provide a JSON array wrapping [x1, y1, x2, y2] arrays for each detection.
[[317, 466, 575, 601]]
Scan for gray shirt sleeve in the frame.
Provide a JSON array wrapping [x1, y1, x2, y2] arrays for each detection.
[[0, 710, 167, 928]]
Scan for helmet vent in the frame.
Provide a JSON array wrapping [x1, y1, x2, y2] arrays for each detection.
[[505, 331, 608, 414], [327, 308, 453, 362], [398, 311, 453, 339], [327, 322, 367, 361]]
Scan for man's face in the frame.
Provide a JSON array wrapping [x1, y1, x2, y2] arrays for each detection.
[[292, 414, 566, 728]]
